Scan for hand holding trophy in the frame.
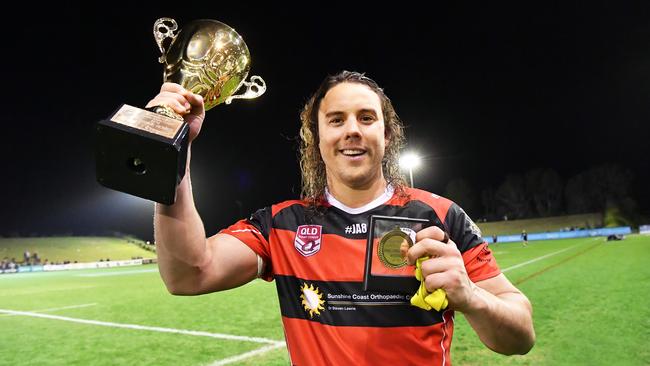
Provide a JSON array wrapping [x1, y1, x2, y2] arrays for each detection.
[[95, 18, 266, 205]]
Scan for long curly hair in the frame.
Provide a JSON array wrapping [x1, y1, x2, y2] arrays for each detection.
[[299, 71, 407, 205]]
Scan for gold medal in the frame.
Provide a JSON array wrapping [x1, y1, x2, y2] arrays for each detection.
[[377, 226, 413, 269]]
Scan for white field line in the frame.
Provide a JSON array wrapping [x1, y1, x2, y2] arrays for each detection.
[[207, 342, 286, 366], [0, 303, 97, 317], [501, 238, 598, 273], [77, 268, 159, 277], [0, 309, 278, 344]]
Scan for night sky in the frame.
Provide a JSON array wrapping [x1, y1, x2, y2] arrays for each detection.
[[3, 3, 649, 240]]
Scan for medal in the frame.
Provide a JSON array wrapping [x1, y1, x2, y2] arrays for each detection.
[[377, 226, 413, 269]]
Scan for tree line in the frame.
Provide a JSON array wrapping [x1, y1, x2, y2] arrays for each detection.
[[444, 163, 639, 226]]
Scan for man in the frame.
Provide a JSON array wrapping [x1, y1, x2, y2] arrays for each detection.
[[522, 229, 529, 247], [149, 71, 535, 365]]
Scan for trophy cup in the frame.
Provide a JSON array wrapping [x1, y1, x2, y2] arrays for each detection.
[[95, 18, 266, 204], [363, 215, 433, 293]]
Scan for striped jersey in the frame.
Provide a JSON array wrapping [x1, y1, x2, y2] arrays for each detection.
[[221, 186, 501, 365]]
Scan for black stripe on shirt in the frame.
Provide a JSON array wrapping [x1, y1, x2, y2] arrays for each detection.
[[271, 201, 445, 241], [275, 275, 444, 327]]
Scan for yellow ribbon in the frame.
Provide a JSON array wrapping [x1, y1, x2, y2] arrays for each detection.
[[410, 256, 448, 311]]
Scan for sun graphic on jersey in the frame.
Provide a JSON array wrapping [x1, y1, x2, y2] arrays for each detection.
[[300, 283, 325, 318]]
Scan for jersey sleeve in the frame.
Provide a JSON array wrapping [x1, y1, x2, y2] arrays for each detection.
[[461, 243, 501, 282], [444, 203, 484, 252], [444, 203, 501, 282], [219, 207, 274, 281]]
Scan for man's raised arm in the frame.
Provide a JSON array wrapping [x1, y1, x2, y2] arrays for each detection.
[[149, 83, 258, 295]]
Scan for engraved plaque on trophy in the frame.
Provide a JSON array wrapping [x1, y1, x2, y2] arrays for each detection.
[[95, 18, 266, 204]]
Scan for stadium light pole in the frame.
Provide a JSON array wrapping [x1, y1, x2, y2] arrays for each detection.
[[399, 152, 421, 188]]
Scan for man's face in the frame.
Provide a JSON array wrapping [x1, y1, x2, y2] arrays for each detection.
[[317, 82, 387, 189]]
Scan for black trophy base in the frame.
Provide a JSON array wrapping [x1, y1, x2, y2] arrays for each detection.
[[95, 104, 190, 205]]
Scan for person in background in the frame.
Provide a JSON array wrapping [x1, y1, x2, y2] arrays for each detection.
[[521, 229, 528, 247]]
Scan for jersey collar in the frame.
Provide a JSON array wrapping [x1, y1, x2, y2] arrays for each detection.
[[325, 184, 395, 214]]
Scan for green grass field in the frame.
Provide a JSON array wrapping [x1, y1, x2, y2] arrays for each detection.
[[1, 235, 649, 365], [477, 213, 602, 236], [0, 237, 155, 263]]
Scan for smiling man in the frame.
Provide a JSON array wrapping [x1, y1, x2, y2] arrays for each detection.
[[150, 71, 535, 365]]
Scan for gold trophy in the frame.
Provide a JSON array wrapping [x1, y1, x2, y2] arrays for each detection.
[[95, 18, 266, 204]]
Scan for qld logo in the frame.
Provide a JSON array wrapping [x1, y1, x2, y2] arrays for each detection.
[[294, 225, 322, 257]]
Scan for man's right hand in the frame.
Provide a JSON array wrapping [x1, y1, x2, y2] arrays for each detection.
[[145, 82, 205, 142]]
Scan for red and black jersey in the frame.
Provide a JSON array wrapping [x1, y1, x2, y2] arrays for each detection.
[[221, 186, 501, 366]]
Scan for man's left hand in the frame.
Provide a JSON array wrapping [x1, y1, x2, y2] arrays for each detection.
[[406, 225, 477, 313]]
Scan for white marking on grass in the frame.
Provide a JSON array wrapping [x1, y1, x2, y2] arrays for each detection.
[[77, 268, 158, 277], [207, 342, 286, 366], [0, 309, 278, 344], [502, 239, 597, 273]]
